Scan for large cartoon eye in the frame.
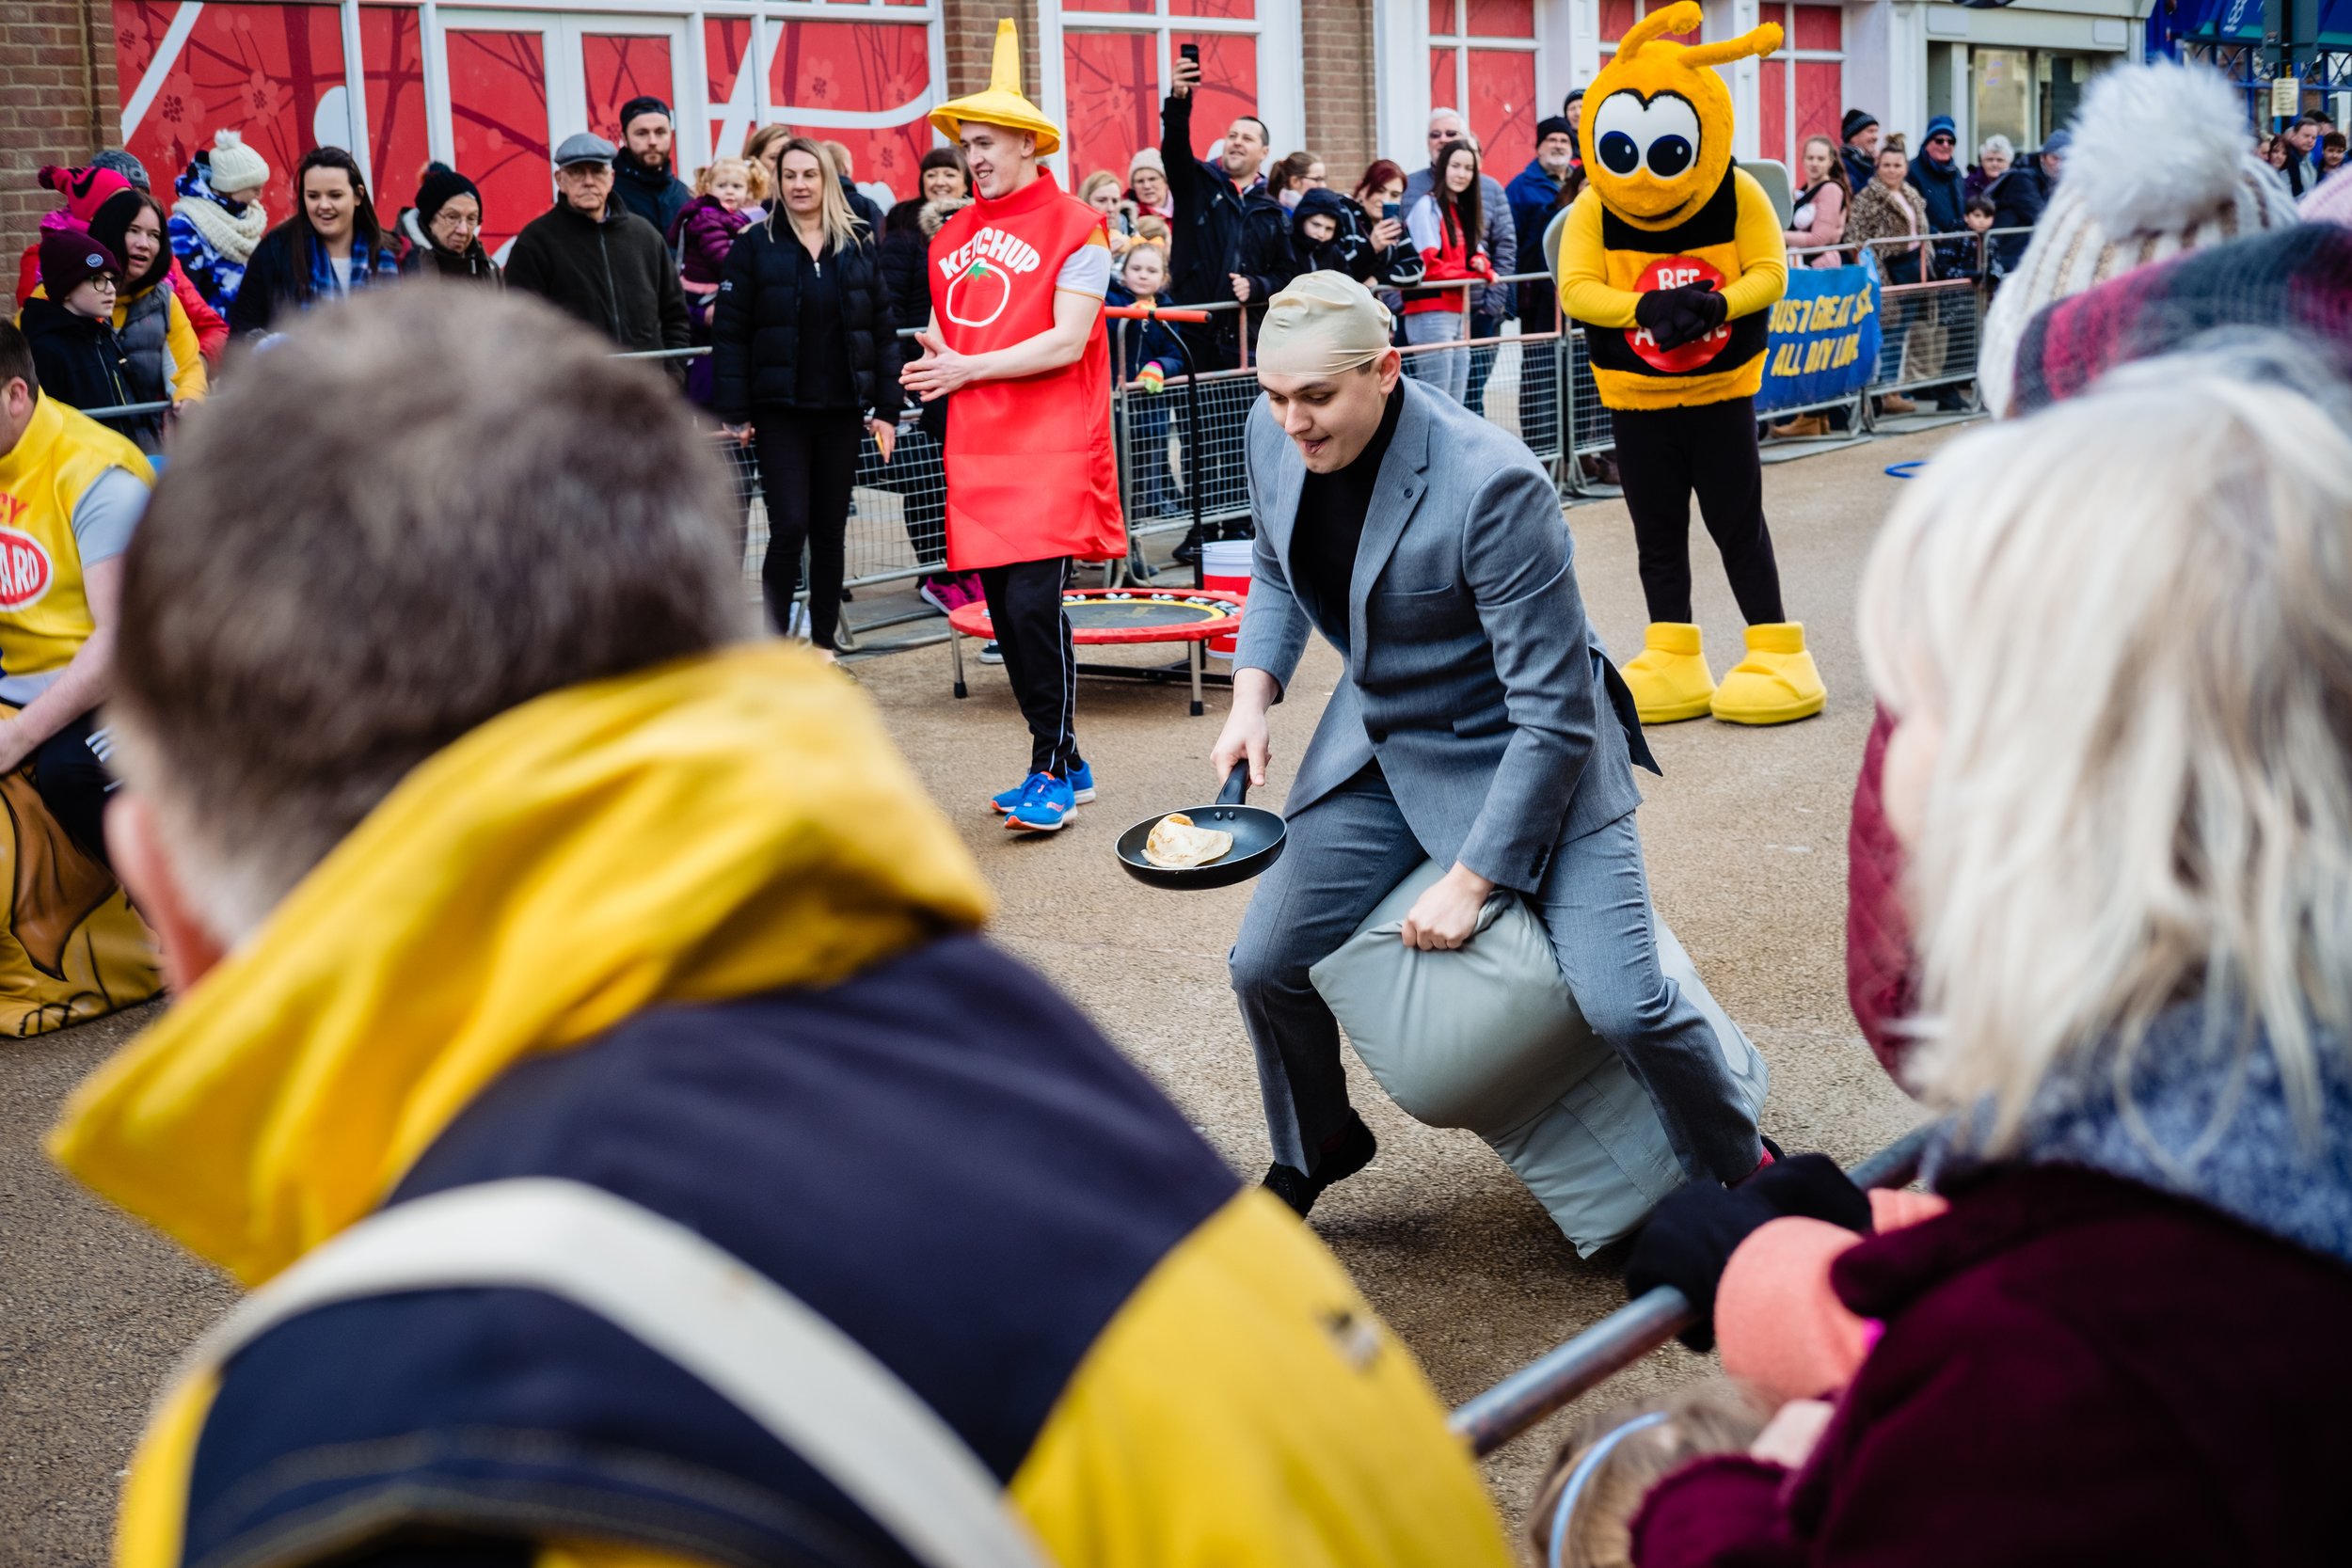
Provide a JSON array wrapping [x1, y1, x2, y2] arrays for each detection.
[[1590, 90, 1703, 182]]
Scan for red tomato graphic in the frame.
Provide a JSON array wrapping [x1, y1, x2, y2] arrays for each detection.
[[946, 261, 1012, 329], [1626, 254, 1732, 373]]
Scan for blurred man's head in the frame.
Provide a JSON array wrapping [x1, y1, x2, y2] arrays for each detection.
[[106, 291, 750, 976], [2291, 113, 2323, 152]]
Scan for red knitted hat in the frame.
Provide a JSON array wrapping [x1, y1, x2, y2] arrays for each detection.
[[37, 164, 135, 225]]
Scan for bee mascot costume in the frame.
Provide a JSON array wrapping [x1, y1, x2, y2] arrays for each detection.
[[1560, 3, 1826, 725]]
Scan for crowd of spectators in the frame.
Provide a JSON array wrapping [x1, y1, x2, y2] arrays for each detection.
[[10, 65, 2336, 619]]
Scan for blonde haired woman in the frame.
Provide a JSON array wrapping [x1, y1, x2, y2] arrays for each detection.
[[1619, 341, 2352, 1564], [711, 136, 901, 658]]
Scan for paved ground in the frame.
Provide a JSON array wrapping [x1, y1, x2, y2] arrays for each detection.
[[0, 425, 1947, 1565]]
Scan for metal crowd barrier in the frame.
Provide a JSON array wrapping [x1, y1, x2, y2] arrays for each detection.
[[85, 241, 2006, 649], [1448, 1120, 1943, 1457]]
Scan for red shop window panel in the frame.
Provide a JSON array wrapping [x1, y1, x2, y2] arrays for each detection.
[[1793, 4, 1842, 52], [1465, 0, 1534, 40], [114, 1, 348, 223], [447, 27, 551, 260], [1431, 0, 1455, 36], [1064, 31, 1158, 185], [1794, 59, 1843, 148], [1171, 32, 1259, 164], [580, 35, 675, 148], [1469, 49, 1534, 177], [771, 22, 932, 199], [706, 16, 752, 158], [360, 8, 431, 218], [1430, 45, 1457, 117], [1069, 0, 1154, 15], [1171, 0, 1256, 19], [1759, 56, 1788, 166]]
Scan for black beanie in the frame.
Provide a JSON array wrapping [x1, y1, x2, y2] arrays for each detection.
[[415, 166, 483, 232], [618, 96, 673, 135], [1535, 115, 1576, 146], [1842, 108, 1879, 144]]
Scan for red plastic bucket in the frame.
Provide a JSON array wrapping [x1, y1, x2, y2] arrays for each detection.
[[1200, 539, 1253, 656]]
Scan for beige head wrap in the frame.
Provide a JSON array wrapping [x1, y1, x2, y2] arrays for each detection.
[[1255, 271, 1394, 377]]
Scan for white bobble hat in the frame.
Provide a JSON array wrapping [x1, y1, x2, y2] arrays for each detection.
[[207, 129, 270, 194]]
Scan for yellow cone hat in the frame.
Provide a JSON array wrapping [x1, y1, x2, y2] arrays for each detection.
[[930, 20, 1062, 156]]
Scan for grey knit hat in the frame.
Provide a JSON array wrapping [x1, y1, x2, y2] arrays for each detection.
[[90, 148, 150, 191]]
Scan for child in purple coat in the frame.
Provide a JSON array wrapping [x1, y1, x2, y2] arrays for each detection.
[[670, 158, 764, 404]]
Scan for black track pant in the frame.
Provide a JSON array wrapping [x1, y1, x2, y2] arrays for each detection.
[[33, 712, 112, 870], [1609, 395, 1787, 627], [977, 558, 1083, 779], [752, 408, 864, 650]]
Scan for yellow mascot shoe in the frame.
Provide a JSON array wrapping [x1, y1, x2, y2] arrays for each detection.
[[1623, 623, 1717, 723], [1710, 622, 1828, 724]]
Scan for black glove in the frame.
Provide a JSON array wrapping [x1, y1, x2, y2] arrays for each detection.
[[1623, 1154, 1870, 1353], [1632, 280, 1728, 352]]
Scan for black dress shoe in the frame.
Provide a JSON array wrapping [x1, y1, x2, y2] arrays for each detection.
[[1169, 528, 1205, 565], [1261, 1115, 1379, 1217]]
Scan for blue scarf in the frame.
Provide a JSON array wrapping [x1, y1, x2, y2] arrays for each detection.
[[1930, 999, 2352, 1267], [304, 231, 399, 302]]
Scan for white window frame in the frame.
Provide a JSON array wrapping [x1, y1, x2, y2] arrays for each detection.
[[1038, 0, 1303, 172]]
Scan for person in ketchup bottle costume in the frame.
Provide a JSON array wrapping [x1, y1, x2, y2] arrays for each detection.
[[1557, 2, 1826, 730], [903, 20, 1123, 835]]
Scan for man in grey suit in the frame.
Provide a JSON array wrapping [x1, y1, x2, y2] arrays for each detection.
[[1215, 273, 1763, 1215]]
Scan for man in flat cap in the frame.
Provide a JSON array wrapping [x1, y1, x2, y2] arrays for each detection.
[[506, 133, 689, 375], [1215, 272, 1767, 1213]]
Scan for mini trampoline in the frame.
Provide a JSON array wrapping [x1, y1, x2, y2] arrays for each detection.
[[948, 588, 1247, 716]]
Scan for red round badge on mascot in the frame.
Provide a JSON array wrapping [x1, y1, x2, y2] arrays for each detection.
[[1628, 255, 1732, 373]]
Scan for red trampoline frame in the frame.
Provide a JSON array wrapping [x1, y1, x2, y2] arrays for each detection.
[[947, 588, 1248, 715]]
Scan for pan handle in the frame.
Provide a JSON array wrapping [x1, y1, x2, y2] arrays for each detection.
[[1216, 761, 1250, 807]]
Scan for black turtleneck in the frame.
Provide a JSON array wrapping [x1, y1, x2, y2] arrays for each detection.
[[1293, 382, 1405, 626]]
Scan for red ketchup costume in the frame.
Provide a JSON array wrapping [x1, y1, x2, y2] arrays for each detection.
[[922, 21, 1122, 833]]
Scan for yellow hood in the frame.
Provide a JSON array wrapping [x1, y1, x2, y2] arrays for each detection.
[[50, 643, 991, 1285]]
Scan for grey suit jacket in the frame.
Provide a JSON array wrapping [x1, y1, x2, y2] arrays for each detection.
[[1233, 378, 1654, 895]]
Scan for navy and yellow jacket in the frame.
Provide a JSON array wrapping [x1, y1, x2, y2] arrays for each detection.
[[53, 646, 1511, 1568]]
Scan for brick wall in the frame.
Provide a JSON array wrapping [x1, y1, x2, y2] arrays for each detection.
[[1300, 0, 1376, 182], [941, 0, 1042, 101], [0, 0, 118, 263]]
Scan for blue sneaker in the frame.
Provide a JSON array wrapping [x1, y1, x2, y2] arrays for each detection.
[[991, 761, 1093, 814], [1000, 771, 1075, 832]]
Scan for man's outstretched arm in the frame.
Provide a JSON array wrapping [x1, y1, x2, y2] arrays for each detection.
[[900, 287, 1104, 400]]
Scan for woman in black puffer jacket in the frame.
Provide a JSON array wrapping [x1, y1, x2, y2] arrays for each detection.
[[712, 136, 901, 658]]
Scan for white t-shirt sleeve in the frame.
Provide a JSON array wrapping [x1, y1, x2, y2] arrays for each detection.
[[71, 467, 150, 566], [1056, 238, 1113, 297]]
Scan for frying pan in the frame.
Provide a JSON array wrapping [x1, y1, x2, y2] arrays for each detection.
[[1115, 763, 1287, 890]]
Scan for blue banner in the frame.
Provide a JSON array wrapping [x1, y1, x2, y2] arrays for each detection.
[[1756, 261, 1882, 416]]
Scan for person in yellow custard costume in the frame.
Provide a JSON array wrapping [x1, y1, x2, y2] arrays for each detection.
[[1558, 3, 1827, 724]]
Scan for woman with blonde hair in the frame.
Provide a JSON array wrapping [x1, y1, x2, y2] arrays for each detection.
[[711, 136, 901, 657], [1613, 340, 2352, 1564]]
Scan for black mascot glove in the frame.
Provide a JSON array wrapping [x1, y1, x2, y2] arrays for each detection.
[[1623, 1155, 1871, 1353], [1633, 280, 1728, 352]]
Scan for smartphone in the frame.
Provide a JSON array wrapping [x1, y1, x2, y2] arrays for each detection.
[[1179, 41, 1200, 64], [1382, 201, 1401, 222]]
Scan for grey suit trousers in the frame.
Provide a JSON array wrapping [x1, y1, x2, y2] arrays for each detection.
[[1229, 762, 1763, 1184]]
